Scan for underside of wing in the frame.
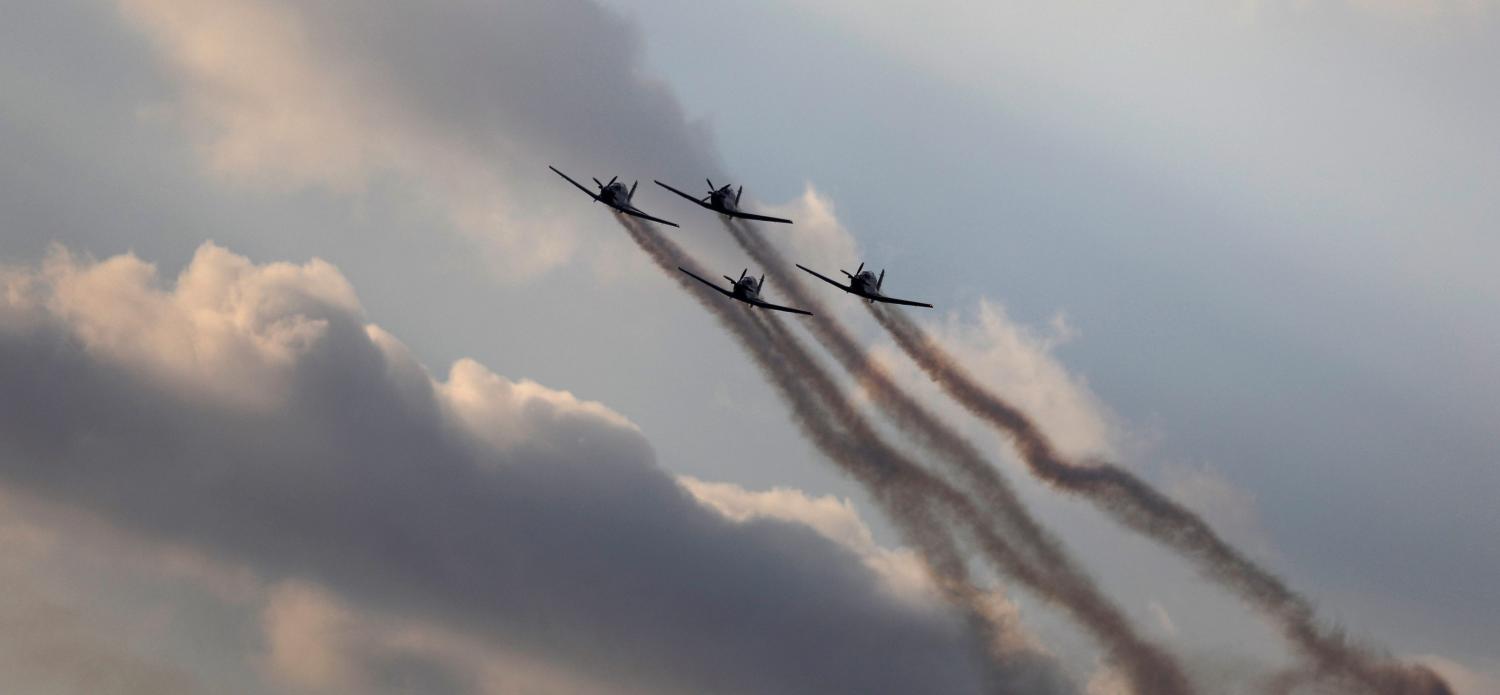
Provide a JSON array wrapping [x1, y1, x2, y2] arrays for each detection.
[[727, 209, 794, 225], [621, 206, 680, 228], [753, 300, 813, 316], [794, 264, 849, 292], [654, 180, 714, 211], [871, 294, 934, 309], [549, 166, 599, 201], [677, 267, 734, 298]]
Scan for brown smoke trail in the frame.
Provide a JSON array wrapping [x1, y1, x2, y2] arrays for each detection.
[[613, 215, 1070, 692], [752, 312, 1195, 695], [719, 220, 1198, 692], [868, 304, 1453, 695], [723, 220, 1061, 567]]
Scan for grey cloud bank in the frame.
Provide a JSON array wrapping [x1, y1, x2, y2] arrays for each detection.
[[0, 243, 990, 694]]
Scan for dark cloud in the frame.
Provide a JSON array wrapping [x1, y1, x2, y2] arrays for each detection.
[[0, 244, 993, 694]]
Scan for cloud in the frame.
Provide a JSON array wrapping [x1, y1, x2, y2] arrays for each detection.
[[872, 299, 1122, 461], [1413, 654, 1500, 695], [763, 185, 862, 275], [22, 243, 359, 409], [0, 242, 1001, 694], [679, 476, 934, 603], [117, 0, 727, 279], [257, 578, 653, 695], [0, 556, 200, 695], [1160, 464, 1279, 566]]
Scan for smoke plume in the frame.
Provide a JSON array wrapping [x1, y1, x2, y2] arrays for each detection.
[[624, 215, 1194, 694], [752, 313, 1194, 695], [614, 214, 1075, 693], [868, 303, 1453, 695], [720, 219, 1203, 693]]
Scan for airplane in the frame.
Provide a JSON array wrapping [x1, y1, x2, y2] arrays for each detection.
[[550, 166, 679, 228], [677, 267, 813, 316], [654, 179, 794, 224], [795, 262, 933, 308]]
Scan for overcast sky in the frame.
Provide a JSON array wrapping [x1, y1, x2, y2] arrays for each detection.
[[1, 1, 1496, 693]]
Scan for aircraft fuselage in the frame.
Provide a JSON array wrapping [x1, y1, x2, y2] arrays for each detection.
[[851, 270, 881, 297], [733, 276, 761, 302], [599, 182, 631, 208], [709, 187, 739, 213]]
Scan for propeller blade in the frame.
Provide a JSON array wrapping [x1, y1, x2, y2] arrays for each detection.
[[740, 268, 748, 281], [592, 177, 603, 188], [759, 274, 765, 291], [608, 175, 618, 186], [878, 269, 885, 289], [736, 185, 743, 204], [706, 178, 715, 193], [856, 262, 865, 275], [630, 180, 638, 199]]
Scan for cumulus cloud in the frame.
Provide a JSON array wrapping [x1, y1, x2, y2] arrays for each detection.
[[872, 299, 1122, 462], [1413, 655, 1500, 695], [679, 476, 935, 603], [118, 0, 727, 278], [0, 567, 199, 695], [762, 185, 863, 276], [0, 242, 1005, 694]]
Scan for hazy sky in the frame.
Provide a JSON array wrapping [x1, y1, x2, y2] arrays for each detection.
[[0, 1, 1495, 693]]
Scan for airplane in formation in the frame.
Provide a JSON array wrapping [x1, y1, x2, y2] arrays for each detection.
[[550, 166, 680, 227], [796, 262, 933, 308], [654, 179, 794, 224], [550, 166, 929, 312], [678, 267, 813, 316]]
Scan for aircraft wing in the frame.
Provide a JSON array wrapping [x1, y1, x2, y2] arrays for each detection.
[[654, 180, 715, 211], [751, 299, 813, 316], [549, 166, 598, 201], [870, 294, 934, 309], [726, 209, 794, 225], [795, 264, 850, 292], [677, 267, 734, 298], [620, 206, 681, 228]]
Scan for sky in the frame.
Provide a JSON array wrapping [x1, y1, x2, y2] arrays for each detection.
[[0, 1, 1496, 693]]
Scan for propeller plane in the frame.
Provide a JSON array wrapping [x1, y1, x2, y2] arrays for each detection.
[[796, 262, 933, 308], [655, 179, 794, 224], [678, 267, 813, 316], [550, 166, 680, 227]]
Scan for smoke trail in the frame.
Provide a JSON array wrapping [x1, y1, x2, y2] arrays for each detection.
[[868, 304, 1453, 695], [720, 219, 1197, 694], [723, 220, 1061, 568], [752, 312, 1195, 695], [613, 215, 1072, 692]]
